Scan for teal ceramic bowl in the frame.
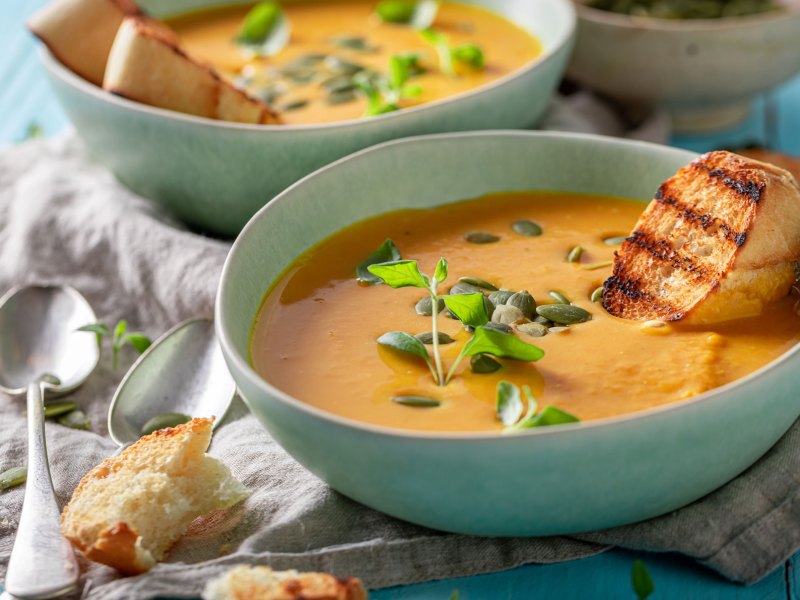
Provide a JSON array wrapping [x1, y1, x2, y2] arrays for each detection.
[[38, 0, 575, 236], [216, 131, 800, 535]]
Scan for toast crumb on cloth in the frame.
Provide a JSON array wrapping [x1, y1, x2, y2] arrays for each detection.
[[61, 417, 248, 575], [604, 150, 800, 324], [202, 565, 368, 600]]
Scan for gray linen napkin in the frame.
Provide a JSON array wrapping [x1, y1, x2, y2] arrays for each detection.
[[1, 126, 797, 599]]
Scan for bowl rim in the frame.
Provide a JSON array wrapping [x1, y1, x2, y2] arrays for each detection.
[[574, 0, 800, 31], [216, 129, 800, 441], [39, 0, 576, 132]]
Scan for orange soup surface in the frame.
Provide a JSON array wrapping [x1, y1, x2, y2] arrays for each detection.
[[166, 1, 542, 124], [250, 192, 800, 432]]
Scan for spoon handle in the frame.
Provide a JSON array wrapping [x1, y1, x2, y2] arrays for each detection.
[[5, 382, 79, 599]]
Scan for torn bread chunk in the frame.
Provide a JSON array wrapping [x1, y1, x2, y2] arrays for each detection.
[[604, 150, 800, 324], [104, 17, 279, 124], [61, 417, 248, 575], [202, 565, 368, 600], [28, 0, 143, 86]]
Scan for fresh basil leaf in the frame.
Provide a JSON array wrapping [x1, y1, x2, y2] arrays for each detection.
[[367, 260, 430, 289], [356, 239, 402, 283], [376, 0, 439, 28], [125, 333, 152, 354], [462, 326, 544, 361], [389, 54, 410, 90], [443, 293, 488, 327], [377, 331, 432, 365], [236, 1, 290, 56], [496, 380, 523, 426], [77, 322, 110, 337], [433, 258, 448, 284], [520, 405, 580, 429], [521, 385, 538, 419], [452, 43, 484, 69], [419, 28, 454, 76], [113, 320, 128, 341], [632, 559, 654, 600]]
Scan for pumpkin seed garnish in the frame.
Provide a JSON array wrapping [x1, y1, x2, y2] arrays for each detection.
[[511, 219, 543, 237], [507, 290, 536, 319], [415, 295, 445, 316], [534, 316, 554, 326], [548, 290, 571, 304], [328, 35, 377, 53], [464, 231, 500, 244], [280, 99, 310, 111], [491, 304, 524, 325], [582, 261, 614, 271], [566, 245, 584, 263], [488, 289, 514, 306], [449, 282, 484, 295], [415, 331, 456, 345], [470, 354, 502, 373], [458, 276, 498, 291], [603, 235, 628, 246], [58, 409, 91, 431], [327, 89, 357, 105], [591, 286, 604, 303], [321, 74, 357, 93], [536, 304, 592, 325], [516, 322, 548, 337], [482, 322, 512, 334], [0, 466, 27, 490], [140, 412, 192, 436], [40, 373, 61, 386], [43, 401, 77, 419], [392, 395, 441, 408], [548, 326, 571, 334]]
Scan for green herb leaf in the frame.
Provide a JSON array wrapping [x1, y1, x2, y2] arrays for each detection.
[[470, 354, 501, 374], [367, 260, 430, 289], [43, 401, 77, 419], [632, 559, 655, 600], [433, 258, 448, 284], [77, 322, 110, 336], [496, 380, 524, 426], [462, 326, 544, 361], [0, 466, 27, 490], [356, 239, 403, 284], [452, 43, 484, 69], [125, 333, 152, 354], [378, 331, 432, 364], [443, 293, 489, 327], [376, 0, 439, 28], [419, 28, 454, 76], [113, 320, 128, 341], [236, 1, 289, 56], [24, 122, 44, 141]]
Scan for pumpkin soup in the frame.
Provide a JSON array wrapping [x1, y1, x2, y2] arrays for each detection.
[[250, 192, 800, 432], [166, 1, 542, 124]]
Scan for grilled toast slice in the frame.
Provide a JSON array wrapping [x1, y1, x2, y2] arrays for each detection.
[[28, 0, 142, 86], [202, 565, 367, 600], [61, 417, 249, 575], [603, 150, 800, 324], [104, 17, 279, 124]]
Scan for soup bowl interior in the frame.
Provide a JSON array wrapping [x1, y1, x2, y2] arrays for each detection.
[[39, 0, 575, 236], [217, 131, 800, 535]]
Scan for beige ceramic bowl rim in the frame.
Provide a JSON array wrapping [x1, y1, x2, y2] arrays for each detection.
[[38, 0, 575, 133], [217, 129, 800, 442], [575, 0, 800, 31]]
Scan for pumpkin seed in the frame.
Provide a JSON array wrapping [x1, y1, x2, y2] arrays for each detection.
[[449, 282, 484, 295], [415, 296, 445, 316], [536, 304, 592, 325], [328, 36, 377, 53], [548, 290, 571, 304], [512, 219, 543, 237], [0, 466, 27, 490], [582, 261, 614, 271], [40, 373, 61, 386], [516, 322, 548, 337], [483, 322, 512, 334], [464, 231, 500, 244], [640, 320, 672, 336], [327, 89, 357, 105], [280, 99, 310, 111], [294, 53, 327, 66], [470, 354, 502, 374], [566, 245, 584, 263], [392, 395, 440, 408], [488, 289, 514, 306], [321, 74, 356, 93], [415, 332, 455, 345], [492, 304, 524, 325], [549, 326, 571, 334], [507, 290, 536, 319], [140, 412, 191, 436], [603, 235, 628, 246], [458, 276, 498, 291], [591, 286, 604, 303], [484, 296, 496, 320], [534, 316, 554, 326], [58, 409, 91, 431], [43, 401, 77, 419]]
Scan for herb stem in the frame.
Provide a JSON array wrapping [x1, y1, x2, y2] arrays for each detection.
[[443, 347, 467, 385], [429, 283, 445, 386]]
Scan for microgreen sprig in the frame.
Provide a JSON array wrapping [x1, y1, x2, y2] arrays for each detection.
[[355, 54, 424, 116], [631, 559, 654, 600], [78, 320, 152, 370], [375, 0, 440, 28], [419, 28, 484, 77], [235, 1, 290, 56], [497, 381, 579, 431]]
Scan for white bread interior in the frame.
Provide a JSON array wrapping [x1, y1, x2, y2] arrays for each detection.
[[202, 565, 368, 600]]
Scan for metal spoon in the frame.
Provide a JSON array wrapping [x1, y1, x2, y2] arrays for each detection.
[[0, 285, 99, 599], [107, 317, 235, 446]]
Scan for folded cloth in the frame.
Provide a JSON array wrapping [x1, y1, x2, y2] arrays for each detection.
[[1, 125, 798, 599]]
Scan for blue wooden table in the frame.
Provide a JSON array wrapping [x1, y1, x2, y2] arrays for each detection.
[[3, 2, 800, 598]]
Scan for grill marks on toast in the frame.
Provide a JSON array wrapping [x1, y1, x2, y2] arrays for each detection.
[[604, 152, 767, 321]]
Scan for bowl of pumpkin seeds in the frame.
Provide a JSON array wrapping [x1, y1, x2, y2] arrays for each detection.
[[568, 0, 800, 132]]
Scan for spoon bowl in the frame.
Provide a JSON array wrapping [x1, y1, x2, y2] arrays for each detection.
[[108, 317, 235, 446]]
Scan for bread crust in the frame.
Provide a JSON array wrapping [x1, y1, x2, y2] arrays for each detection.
[[603, 151, 800, 323], [104, 17, 279, 124], [202, 565, 368, 600]]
